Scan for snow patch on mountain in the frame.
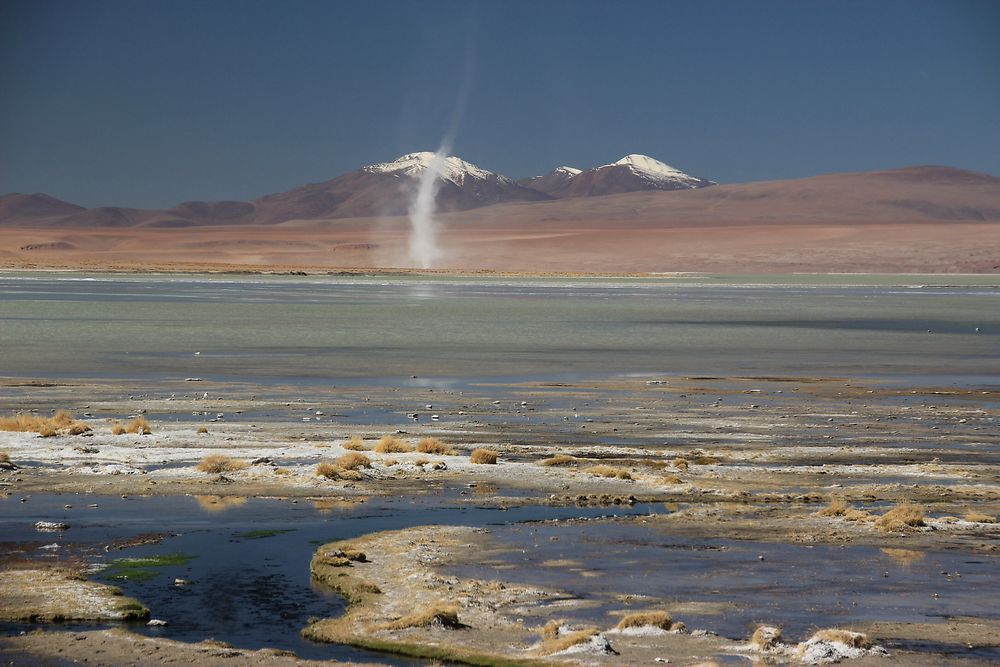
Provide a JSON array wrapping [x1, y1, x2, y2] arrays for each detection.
[[600, 154, 712, 188], [364, 152, 511, 186]]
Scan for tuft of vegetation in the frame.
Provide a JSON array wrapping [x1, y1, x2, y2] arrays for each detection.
[[124, 415, 152, 435], [750, 625, 784, 651], [197, 426, 209, 435], [111, 421, 127, 435], [470, 448, 498, 465], [337, 452, 372, 470], [316, 462, 364, 481], [196, 455, 248, 474], [583, 465, 632, 480], [842, 508, 873, 522], [416, 437, 456, 455], [875, 503, 926, 531], [615, 611, 674, 631], [964, 510, 997, 524], [0, 410, 90, 437], [672, 457, 689, 471], [537, 624, 600, 654], [0, 452, 9, 464], [374, 435, 413, 454], [67, 423, 92, 436], [811, 629, 872, 649], [381, 603, 463, 631], [818, 496, 848, 517], [343, 436, 368, 451], [538, 454, 576, 467]]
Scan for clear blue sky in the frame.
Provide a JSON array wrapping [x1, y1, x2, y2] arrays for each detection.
[[1, 0, 998, 208]]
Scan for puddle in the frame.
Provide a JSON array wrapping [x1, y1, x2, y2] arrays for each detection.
[[0, 493, 657, 662], [443, 518, 1000, 644]]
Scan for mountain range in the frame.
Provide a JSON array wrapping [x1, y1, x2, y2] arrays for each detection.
[[0, 153, 716, 228]]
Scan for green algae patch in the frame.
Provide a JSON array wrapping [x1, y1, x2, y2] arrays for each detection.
[[232, 528, 295, 540], [99, 553, 194, 583]]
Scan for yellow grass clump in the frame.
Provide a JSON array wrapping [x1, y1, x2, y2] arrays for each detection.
[[750, 625, 784, 651], [537, 622, 600, 654], [374, 435, 413, 453], [470, 448, 498, 464], [875, 503, 925, 531], [817, 496, 848, 517], [842, 508, 874, 522], [197, 426, 209, 435], [124, 416, 151, 435], [196, 455, 248, 474], [0, 410, 90, 437], [615, 611, 674, 631], [381, 603, 462, 630], [416, 437, 456, 455], [672, 457, 689, 471], [342, 436, 367, 451], [336, 452, 371, 470], [0, 452, 10, 464], [964, 510, 997, 524], [538, 454, 576, 467], [315, 462, 364, 481], [583, 465, 632, 480], [662, 474, 683, 485], [811, 629, 872, 649], [111, 421, 127, 435]]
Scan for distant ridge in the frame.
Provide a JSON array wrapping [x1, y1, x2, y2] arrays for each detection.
[[2, 159, 998, 228]]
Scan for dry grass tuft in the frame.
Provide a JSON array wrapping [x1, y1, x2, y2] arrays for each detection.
[[811, 629, 872, 649], [875, 503, 926, 531], [124, 416, 151, 435], [662, 474, 683, 485], [616, 611, 673, 631], [111, 421, 127, 435], [538, 625, 600, 654], [583, 464, 632, 480], [342, 436, 367, 451], [196, 455, 248, 474], [672, 457, 689, 471], [315, 462, 364, 481], [818, 496, 848, 517], [197, 426, 209, 435], [538, 454, 576, 467], [470, 448, 498, 465], [750, 625, 784, 651], [0, 452, 10, 464], [336, 452, 371, 470], [842, 508, 874, 522], [374, 435, 413, 453], [381, 603, 462, 630], [416, 437, 455, 455], [0, 410, 90, 436], [964, 510, 997, 524], [67, 423, 92, 436]]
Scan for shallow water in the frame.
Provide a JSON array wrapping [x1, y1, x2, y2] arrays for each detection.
[[0, 493, 658, 661], [1, 272, 998, 386], [446, 518, 1000, 653]]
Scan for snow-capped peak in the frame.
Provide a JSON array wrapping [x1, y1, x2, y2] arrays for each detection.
[[553, 166, 582, 176], [363, 152, 508, 185], [598, 154, 711, 188]]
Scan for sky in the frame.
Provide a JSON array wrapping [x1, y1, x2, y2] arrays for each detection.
[[1, 0, 998, 208]]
